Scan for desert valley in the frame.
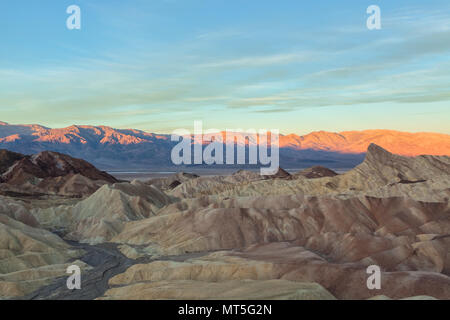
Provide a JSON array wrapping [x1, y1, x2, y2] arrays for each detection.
[[3, 0, 450, 310], [0, 123, 449, 300]]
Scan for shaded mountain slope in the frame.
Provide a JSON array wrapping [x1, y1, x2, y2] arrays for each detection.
[[0, 150, 25, 174], [294, 166, 338, 179], [0, 150, 118, 197]]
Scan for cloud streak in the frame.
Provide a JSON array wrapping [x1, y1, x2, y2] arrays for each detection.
[[1, 1, 449, 133]]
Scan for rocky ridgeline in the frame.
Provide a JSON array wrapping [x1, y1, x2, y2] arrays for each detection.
[[1, 121, 450, 169]]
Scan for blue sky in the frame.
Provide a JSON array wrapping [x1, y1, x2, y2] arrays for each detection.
[[1, 0, 450, 134]]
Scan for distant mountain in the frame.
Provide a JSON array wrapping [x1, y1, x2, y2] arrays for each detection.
[[0, 121, 449, 170]]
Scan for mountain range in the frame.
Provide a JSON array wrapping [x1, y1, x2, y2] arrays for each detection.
[[1, 121, 449, 170]]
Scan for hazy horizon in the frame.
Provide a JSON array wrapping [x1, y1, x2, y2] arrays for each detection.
[[2, 119, 450, 136]]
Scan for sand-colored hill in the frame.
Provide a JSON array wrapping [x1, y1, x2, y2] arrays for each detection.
[[111, 195, 450, 261], [0, 213, 86, 298], [334, 143, 450, 187], [0, 195, 39, 227], [168, 144, 450, 201], [101, 245, 450, 300], [99, 279, 336, 300], [32, 180, 175, 244], [147, 172, 200, 191]]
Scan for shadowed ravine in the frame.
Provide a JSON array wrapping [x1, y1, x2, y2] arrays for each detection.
[[21, 240, 209, 300]]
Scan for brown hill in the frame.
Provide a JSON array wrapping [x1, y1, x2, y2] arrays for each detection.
[[294, 166, 338, 179], [0, 150, 118, 197], [0, 149, 25, 174], [267, 167, 291, 179]]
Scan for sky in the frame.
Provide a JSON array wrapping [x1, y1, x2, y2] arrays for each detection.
[[0, 0, 450, 135]]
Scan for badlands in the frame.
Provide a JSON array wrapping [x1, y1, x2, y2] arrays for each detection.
[[0, 143, 449, 300]]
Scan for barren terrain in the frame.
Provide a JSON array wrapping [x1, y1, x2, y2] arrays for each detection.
[[0, 143, 449, 300]]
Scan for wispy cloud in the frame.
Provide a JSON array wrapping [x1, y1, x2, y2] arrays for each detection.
[[198, 52, 313, 68], [1, 1, 449, 133]]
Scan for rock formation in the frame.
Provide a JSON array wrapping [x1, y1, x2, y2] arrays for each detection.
[[32, 180, 175, 244], [0, 214, 87, 298], [0, 150, 118, 197], [294, 166, 338, 179], [0, 143, 449, 300]]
